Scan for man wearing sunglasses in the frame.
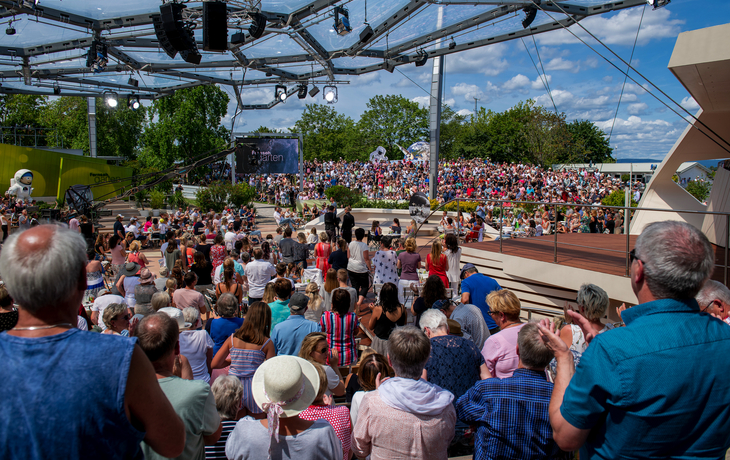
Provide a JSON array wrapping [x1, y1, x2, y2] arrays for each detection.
[[696, 280, 730, 323], [540, 220, 730, 459]]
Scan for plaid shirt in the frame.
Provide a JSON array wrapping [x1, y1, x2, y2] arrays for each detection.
[[456, 368, 568, 460]]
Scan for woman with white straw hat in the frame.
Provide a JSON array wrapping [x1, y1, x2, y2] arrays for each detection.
[[116, 262, 141, 310], [225, 355, 341, 460]]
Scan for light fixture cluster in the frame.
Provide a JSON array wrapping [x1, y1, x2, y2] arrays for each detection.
[[103, 91, 118, 108], [333, 6, 351, 35], [271, 84, 336, 104], [86, 40, 108, 74], [275, 85, 287, 103]]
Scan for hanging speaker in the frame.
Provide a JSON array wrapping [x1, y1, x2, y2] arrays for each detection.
[[203, 1, 228, 52], [249, 13, 267, 40], [153, 15, 178, 58], [159, 3, 189, 51]]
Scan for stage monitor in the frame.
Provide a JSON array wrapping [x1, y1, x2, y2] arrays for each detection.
[[235, 136, 300, 175]]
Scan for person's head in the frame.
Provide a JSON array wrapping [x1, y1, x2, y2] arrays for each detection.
[[404, 237, 417, 253], [182, 307, 201, 329], [136, 313, 179, 367], [299, 331, 328, 365], [102, 303, 129, 332], [0, 225, 86, 315], [419, 308, 449, 338], [216, 293, 238, 318], [695, 280, 730, 318], [150, 291, 171, 311], [380, 236, 392, 250], [633, 221, 714, 301], [274, 278, 292, 301], [516, 322, 554, 370], [575, 283, 610, 322], [357, 352, 392, 392], [288, 292, 309, 316], [355, 227, 365, 241], [223, 258, 235, 286], [378, 282, 400, 313], [297, 232, 306, 244], [393, 218, 400, 227], [488, 289, 521, 324], [234, 301, 271, 345], [387, 326, 430, 380], [323, 268, 338, 293], [319, 232, 329, 243], [0, 284, 12, 309], [166, 277, 177, 292], [262, 282, 277, 303], [304, 282, 322, 309], [211, 375, 243, 420], [129, 240, 141, 253], [430, 240, 443, 261], [183, 270, 197, 288], [422, 275, 447, 308], [460, 263, 478, 280], [214, 234, 224, 245], [275, 262, 287, 277], [253, 247, 263, 260], [332, 289, 351, 316], [276, 227, 283, 235], [284, 227, 293, 238], [444, 233, 458, 252], [193, 250, 209, 268], [337, 238, 347, 252]]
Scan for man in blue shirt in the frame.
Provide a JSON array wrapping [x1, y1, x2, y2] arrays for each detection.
[[270, 293, 320, 356], [457, 322, 566, 460], [540, 221, 730, 458], [460, 263, 501, 334]]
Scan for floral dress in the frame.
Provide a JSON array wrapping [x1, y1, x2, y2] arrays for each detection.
[[210, 244, 226, 274], [579, 213, 591, 233], [315, 241, 331, 273]]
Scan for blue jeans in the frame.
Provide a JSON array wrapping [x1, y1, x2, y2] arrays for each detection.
[[279, 218, 295, 229]]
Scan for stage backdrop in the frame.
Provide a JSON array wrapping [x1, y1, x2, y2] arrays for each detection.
[[235, 137, 299, 175], [0, 143, 133, 201]]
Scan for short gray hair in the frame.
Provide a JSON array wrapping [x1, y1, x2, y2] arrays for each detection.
[[151, 292, 171, 311], [635, 221, 713, 300], [388, 326, 430, 379], [419, 309, 448, 334], [182, 307, 200, 327], [696, 280, 730, 308], [0, 225, 86, 314], [216, 293, 238, 318], [517, 322, 554, 370], [576, 284, 610, 322], [211, 375, 243, 420], [102, 303, 127, 329]]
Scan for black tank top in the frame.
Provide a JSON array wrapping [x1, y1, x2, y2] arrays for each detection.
[[373, 306, 406, 340]]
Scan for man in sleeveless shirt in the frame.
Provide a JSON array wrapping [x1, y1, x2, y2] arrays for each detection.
[[0, 225, 185, 460]]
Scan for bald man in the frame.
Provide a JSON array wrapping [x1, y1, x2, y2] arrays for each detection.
[[0, 225, 185, 460]]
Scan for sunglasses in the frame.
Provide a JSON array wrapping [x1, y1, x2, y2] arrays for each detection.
[[701, 300, 715, 313], [629, 249, 643, 264], [115, 314, 130, 321], [316, 346, 329, 354]]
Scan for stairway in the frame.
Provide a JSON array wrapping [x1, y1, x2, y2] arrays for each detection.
[[96, 200, 143, 233]]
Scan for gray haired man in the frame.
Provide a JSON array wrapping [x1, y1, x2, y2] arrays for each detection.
[[695, 279, 730, 322]]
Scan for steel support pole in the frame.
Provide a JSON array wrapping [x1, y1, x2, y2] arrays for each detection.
[[428, 7, 445, 200], [554, 203, 558, 263], [499, 201, 503, 253], [87, 97, 97, 157]]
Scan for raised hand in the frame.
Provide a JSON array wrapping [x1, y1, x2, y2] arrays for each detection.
[[617, 303, 629, 323], [375, 372, 391, 389], [537, 318, 571, 358], [566, 310, 600, 344]]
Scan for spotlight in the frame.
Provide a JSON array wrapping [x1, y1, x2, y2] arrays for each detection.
[[53, 83, 61, 95], [87, 40, 108, 73], [128, 77, 139, 87], [308, 85, 320, 97], [5, 21, 15, 35], [383, 60, 395, 73], [648, 0, 670, 9], [128, 95, 141, 110], [323, 85, 337, 104], [414, 49, 428, 67], [522, 5, 538, 29], [449, 39, 456, 50], [21, 0, 38, 9], [275, 85, 287, 103], [333, 6, 352, 36], [231, 31, 245, 45], [297, 84, 308, 99], [249, 12, 267, 40], [359, 25, 374, 44], [103, 91, 118, 108]]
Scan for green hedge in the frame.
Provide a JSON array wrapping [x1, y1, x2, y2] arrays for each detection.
[[353, 198, 409, 209]]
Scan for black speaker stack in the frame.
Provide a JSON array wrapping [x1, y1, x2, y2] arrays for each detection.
[[203, 1, 228, 52]]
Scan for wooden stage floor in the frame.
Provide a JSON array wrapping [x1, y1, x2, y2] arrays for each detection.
[[457, 234, 729, 284]]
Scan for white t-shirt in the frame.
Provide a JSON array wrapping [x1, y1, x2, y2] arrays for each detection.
[[325, 365, 340, 396], [179, 329, 214, 383], [350, 391, 366, 426], [347, 241, 369, 273], [244, 259, 277, 298], [91, 294, 126, 331]]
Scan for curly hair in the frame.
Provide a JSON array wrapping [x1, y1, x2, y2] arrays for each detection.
[[422, 275, 447, 309]]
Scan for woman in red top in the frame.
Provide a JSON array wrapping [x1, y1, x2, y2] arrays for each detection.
[[315, 231, 331, 273], [210, 233, 226, 274], [126, 240, 148, 268], [426, 240, 449, 288]]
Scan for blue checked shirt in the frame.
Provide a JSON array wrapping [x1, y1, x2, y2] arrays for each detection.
[[456, 368, 568, 460]]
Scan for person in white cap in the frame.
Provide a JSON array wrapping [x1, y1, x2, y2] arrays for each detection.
[[225, 355, 341, 460]]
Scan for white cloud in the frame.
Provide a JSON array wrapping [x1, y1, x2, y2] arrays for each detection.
[[531, 74, 552, 91], [681, 96, 700, 111], [239, 88, 273, 105], [451, 83, 486, 102], [502, 74, 531, 92], [444, 44, 510, 77], [535, 89, 610, 110], [544, 57, 580, 73], [352, 72, 381, 86], [537, 8, 684, 47], [627, 102, 649, 115], [457, 109, 474, 117], [411, 96, 455, 109], [602, 76, 613, 83]]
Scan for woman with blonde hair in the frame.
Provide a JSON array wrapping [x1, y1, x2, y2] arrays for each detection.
[[320, 268, 338, 312], [261, 282, 277, 304], [304, 282, 325, 322], [126, 240, 148, 268], [101, 303, 130, 336], [299, 332, 345, 396], [315, 232, 331, 273], [480, 289, 525, 378], [426, 240, 450, 288]]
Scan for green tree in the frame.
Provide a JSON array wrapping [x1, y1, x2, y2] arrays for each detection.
[[602, 189, 637, 207], [357, 95, 428, 158], [140, 86, 229, 172], [438, 105, 466, 159], [566, 120, 613, 163], [685, 180, 711, 202], [293, 104, 360, 161]]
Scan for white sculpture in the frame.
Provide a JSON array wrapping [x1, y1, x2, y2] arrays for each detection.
[[7, 169, 34, 203], [369, 146, 388, 163]]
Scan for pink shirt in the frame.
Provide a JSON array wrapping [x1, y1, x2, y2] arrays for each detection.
[[481, 323, 526, 379]]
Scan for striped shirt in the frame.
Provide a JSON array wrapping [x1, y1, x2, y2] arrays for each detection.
[[204, 419, 237, 459], [320, 311, 359, 366]]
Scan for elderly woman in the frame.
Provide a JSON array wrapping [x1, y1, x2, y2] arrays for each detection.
[[480, 289, 525, 378], [559, 283, 614, 353], [207, 375, 243, 460], [101, 303, 130, 336], [133, 268, 158, 315], [179, 307, 215, 383], [209, 293, 244, 356], [150, 291, 171, 312]]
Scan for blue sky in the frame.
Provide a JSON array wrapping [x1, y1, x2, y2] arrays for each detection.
[[225, 0, 729, 161]]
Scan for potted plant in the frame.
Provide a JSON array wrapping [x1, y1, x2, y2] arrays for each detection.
[[134, 189, 150, 217], [149, 190, 166, 217]]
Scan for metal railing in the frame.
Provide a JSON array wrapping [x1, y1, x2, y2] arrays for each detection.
[[1, 126, 61, 148], [418, 197, 730, 285]]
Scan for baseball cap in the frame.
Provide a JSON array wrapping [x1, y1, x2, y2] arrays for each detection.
[[116, 214, 124, 219], [460, 263, 477, 280], [289, 292, 309, 312], [432, 298, 452, 311]]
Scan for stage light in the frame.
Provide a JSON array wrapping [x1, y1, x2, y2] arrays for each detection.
[[308, 85, 320, 97], [5, 20, 15, 35], [87, 40, 109, 74], [414, 49, 428, 67], [359, 25, 374, 44], [275, 85, 287, 102], [128, 77, 139, 87], [323, 85, 337, 104], [648, 0, 670, 9], [333, 6, 352, 36], [249, 12, 267, 40], [522, 5, 538, 29], [104, 91, 118, 108], [449, 38, 456, 50], [297, 84, 308, 99], [128, 95, 141, 110], [53, 83, 61, 95], [231, 31, 245, 45], [383, 60, 395, 73]]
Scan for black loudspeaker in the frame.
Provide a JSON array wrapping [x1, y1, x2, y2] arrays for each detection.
[[153, 15, 178, 58], [359, 25, 374, 44], [181, 48, 202, 65], [203, 1, 228, 52], [159, 3, 189, 51], [249, 13, 267, 40]]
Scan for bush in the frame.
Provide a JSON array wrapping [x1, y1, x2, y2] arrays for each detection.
[[325, 185, 362, 208], [196, 181, 229, 213], [685, 180, 711, 202], [352, 198, 409, 210], [149, 190, 166, 209], [228, 183, 257, 209], [134, 189, 150, 209], [620, 174, 630, 183], [443, 200, 478, 213], [601, 189, 637, 208], [170, 191, 188, 210], [430, 199, 440, 210]]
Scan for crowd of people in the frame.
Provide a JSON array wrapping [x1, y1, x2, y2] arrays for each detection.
[[2, 215, 730, 459]]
